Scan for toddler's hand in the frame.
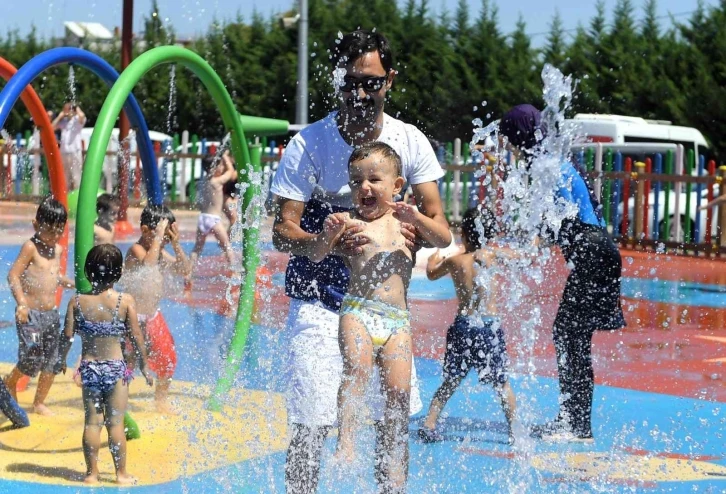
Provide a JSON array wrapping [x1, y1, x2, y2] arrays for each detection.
[[388, 201, 420, 224], [154, 219, 170, 242], [142, 369, 154, 387], [322, 213, 347, 242], [167, 222, 180, 244], [15, 305, 29, 324]]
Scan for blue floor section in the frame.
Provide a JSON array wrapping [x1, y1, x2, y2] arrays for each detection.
[[1, 243, 725, 492]]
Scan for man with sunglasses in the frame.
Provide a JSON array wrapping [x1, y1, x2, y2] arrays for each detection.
[[271, 29, 451, 493]]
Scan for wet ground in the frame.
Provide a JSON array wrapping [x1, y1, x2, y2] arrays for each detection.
[[0, 209, 724, 492]]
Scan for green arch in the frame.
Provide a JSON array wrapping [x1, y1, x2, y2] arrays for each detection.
[[77, 46, 259, 408]]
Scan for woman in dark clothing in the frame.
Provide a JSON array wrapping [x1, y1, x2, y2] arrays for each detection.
[[499, 104, 626, 442]]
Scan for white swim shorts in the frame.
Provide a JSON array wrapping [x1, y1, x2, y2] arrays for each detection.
[[197, 213, 222, 236], [285, 298, 422, 427]]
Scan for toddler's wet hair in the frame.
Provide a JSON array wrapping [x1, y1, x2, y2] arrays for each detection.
[[35, 196, 67, 229], [85, 244, 123, 287], [96, 194, 120, 215], [202, 155, 219, 175], [348, 141, 402, 177], [140, 204, 176, 229], [461, 206, 497, 249]]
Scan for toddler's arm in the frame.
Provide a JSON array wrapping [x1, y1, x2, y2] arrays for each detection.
[[8, 241, 35, 323], [388, 202, 451, 249], [161, 222, 192, 276], [57, 298, 76, 374], [309, 213, 351, 263], [212, 152, 237, 185], [426, 250, 452, 280], [124, 295, 154, 386]]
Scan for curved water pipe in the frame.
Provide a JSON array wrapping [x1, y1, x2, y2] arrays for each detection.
[[77, 46, 288, 409], [0, 47, 163, 206], [0, 56, 68, 302]]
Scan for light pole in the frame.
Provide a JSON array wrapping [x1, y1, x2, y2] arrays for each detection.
[[295, 0, 308, 126], [116, 0, 134, 236]]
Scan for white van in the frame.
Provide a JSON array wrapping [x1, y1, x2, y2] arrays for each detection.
[[567, 114, 712, 160]]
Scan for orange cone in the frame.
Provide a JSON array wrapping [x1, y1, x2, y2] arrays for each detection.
[[16, 374, 30, 392]]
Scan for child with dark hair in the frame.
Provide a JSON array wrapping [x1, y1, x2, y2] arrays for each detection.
[[94, 194, 121, 246], [120, 204, 191, 414], [59, 244, 152, 485], [190, 150, 237, 268], [5, 197, 74, 415], [418, 206, 517, 445]]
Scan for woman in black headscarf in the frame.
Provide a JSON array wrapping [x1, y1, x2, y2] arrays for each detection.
[[499, 104, 626, 443]]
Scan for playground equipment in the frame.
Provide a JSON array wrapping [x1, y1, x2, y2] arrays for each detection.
[[0, 56, 68, 294], [0, 48, 164, 205], [74, 45, 288, 412]]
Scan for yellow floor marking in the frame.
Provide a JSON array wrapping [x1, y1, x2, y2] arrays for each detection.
[[0, 363, 287, 487]]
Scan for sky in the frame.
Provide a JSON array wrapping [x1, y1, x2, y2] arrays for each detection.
[[0, 0, 718, 46]]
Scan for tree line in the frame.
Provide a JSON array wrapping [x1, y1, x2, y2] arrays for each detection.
[[1, 0, 725, 157]]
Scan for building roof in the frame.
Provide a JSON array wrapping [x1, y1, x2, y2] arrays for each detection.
[[64, 22, 114, 40]]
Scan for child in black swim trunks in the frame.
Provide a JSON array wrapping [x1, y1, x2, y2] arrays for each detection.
[[6, 197, 74, 416], [58, 244, 152, 485], [418, 206, 517, 445]]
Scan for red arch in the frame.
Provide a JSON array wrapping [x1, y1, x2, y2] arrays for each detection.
[[0, 57, 69, 303]]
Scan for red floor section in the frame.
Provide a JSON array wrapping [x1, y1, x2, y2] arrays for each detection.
[[182, 248, 726, 403]]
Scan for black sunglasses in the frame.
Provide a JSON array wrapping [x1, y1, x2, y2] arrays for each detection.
[[340, 76, 388, 93]]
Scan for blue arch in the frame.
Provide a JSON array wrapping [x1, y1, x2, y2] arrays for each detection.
[[0, 47, 162, 204]]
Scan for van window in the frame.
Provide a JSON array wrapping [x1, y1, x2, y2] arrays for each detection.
[[623, 136, 695, 158]]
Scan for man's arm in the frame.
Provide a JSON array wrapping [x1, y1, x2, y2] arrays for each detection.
[[272, 196, 367, 257]]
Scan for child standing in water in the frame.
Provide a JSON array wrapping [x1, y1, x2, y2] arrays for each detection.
[[121, 205, 191, 414], [5, 197, 74, 415], [310, 142, 450, 491], [59, 244, 153, 484], [190, 150, 237, 268], [94, 194, 120, 246], [418, 207, 517, 445]]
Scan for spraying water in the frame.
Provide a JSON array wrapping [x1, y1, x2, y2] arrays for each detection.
[[67, 65, 76, 106]]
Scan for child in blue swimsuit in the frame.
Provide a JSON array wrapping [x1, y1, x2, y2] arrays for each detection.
[[58, 244, 153, 485]]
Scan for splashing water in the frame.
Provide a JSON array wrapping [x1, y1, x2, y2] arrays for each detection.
[[467, 63, 586, 489], [67, 65, 76, 106]]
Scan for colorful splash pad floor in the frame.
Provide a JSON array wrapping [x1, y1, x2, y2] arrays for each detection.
[[0, 239, 725, 493]]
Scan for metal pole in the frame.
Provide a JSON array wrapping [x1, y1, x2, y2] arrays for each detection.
[[295, 0, 308, 125], [116, 0, 134, 237]]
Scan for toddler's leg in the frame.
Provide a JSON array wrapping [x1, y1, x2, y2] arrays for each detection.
[[104, 380, 136, 484], [211, 222, 234, 266], [189, 227, 207, 268], [378, 332, 412, 493], [422, 375, 464, 431], [4, 367, 24, 401], [33, 371, 55, 415], [495, 381, 517, 443], [336, 314, 373, 461], [82, 388, 104, 484]]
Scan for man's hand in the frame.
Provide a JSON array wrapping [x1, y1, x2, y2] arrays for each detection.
[[400, 222, 423, 253]]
